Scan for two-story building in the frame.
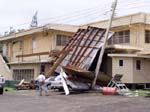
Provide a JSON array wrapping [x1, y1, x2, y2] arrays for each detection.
[[1, 12, 150, 88], [82, 12, 150, 88], [0, 23, 78, 81]]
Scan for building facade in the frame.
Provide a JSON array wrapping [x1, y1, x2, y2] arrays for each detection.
[[1, 13, 150, 88], [0, 24, 78, 81], [83, 13, 150, 87]]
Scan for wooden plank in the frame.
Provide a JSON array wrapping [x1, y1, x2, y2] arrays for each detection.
[[16, 52, 50, 58], [46, 50, 70, 77]]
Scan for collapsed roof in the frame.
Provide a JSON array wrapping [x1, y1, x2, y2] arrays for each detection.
[[47, 26, 113, 77]]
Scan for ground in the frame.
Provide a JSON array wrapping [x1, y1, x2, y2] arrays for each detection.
[[0, 90, 150, 112]]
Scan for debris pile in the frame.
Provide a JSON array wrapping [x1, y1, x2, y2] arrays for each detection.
[[14, 79, 37, 90], [46, 26, 129, 95]]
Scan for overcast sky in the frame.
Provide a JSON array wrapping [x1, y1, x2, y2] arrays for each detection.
[[0, 0, 149, 35]]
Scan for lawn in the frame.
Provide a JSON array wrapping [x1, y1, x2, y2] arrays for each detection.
[[131, 89, 150, 97], [4, 87, 15, 92]]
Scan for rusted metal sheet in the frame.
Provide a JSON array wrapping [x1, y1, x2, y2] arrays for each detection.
[[47, 26, 113, 76], [47, 29, 85, 76], [56, 26, 113, 72]]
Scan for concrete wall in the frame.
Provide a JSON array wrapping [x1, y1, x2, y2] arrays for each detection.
[[11, 64, 39, 79], [133, 58, 150, 83], [52, 30, 73, 50], [82, 13, 150, 52], [82, 13, 149, 29], [0, 54, 11, 80], [112, 57, 133, 83], [10, 63, 52, 79], [2, 29, 73, 80], [129, 24, 150, 51], [3, 30, 73, 63], [112, 56, 150, 83], [107, 24, 150, 51], [106, 57, 112, 76]]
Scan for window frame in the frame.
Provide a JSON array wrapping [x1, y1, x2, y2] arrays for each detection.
[[119, 59, 124, 67], [13, 69, 34, 81], [136, 60, 141, 70], [32, 37, 36, 49], [56, 34, 71, 46], [19, 41, 23, 51], [145, 30, 150, 43], [108, 30, 130, 45]]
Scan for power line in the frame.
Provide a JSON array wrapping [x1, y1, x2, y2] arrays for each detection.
[[0, 3, 110, 31], [0, 1, 147, 28], [0, 0, 150, 33], [0, 4, 111, 31]]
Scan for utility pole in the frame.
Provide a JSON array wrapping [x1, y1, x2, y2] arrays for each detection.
[[92, 0, 118, 88]]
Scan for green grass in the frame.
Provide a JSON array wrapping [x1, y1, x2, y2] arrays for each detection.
[[131, 89, 150, 97], [4, 87, 15, 92]]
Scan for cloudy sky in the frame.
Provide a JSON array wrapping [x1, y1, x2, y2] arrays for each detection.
[[0, 0, 149, 34]]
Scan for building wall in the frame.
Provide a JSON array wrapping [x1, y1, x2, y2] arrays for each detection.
[[11, 64, 39, 80], [129, 24, 150, 51], [52, 30, 73, 50], [143, 25, 150, 51], [109, 24, 150, 51], [1, 29, 73, 81], [32, 32, 52, 53], [23, 36, 32, 54], [133, 58, 150, 83], [82, 13, 149, 30], [106, 57, 112, 76], [112, 57, 133, 83], [3, 30, 73, 63], [83, 13, 150, 52], [12, 40, 23, 62], [0, 54, 11, 80]]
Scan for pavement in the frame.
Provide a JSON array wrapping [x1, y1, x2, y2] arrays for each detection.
[[0, 90, 150, 112]]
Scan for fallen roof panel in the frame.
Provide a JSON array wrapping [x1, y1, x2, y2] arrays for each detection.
[[51, 26, 113, 74], [60, 26, 113, 70]]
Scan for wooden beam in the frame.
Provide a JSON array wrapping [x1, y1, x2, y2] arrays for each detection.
[[46, 50, 70, 77], [16, 52, 50, 58]]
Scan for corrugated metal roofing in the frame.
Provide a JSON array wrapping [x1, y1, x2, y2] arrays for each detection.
[[53, 26, 113, 74]]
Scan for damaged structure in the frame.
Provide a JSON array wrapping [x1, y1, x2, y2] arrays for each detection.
[[46, 26, 113, 89], [0, 12, 150, 89], [83, 12, 150, 89], [0, 23, 78, 81]]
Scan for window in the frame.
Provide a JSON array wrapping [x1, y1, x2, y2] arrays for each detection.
[[108, 30, 130, 45], [13, 69, 34, 81], [32, 37, 36, 49], [145, 30, 150, 43], [19, 41, 23, 51], [56, 34, 71, 46], [40, 64, 45, 73], [119, 59, 123, 67], [136, 60, 141, 70], [2, 43, 7, 56]]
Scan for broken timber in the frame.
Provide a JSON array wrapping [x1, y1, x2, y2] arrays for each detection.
[[47, 29, 84, 76], [47, 26, 113, 84]]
